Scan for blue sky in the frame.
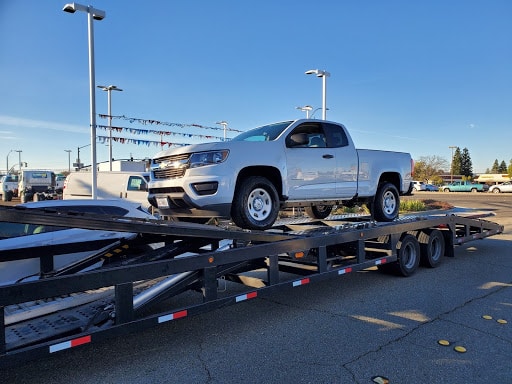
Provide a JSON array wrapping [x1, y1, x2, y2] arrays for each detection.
[[1, 1, 511, 174]]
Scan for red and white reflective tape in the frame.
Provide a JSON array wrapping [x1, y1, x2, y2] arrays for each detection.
[[49, 335, 91, 353], [236, 291, 257, 302], [158, 310, 188, 323], [338, 267, 353, 275], [374, 258, 387, 265], [292, 278, 310, 287]]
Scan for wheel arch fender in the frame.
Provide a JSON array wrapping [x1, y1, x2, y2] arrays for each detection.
[[235, 166, 283, 199]]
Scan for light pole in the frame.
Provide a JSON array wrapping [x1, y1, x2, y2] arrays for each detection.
[[305, 69, 330, 120], [216, 121, 228, 141], [6, 149, 14, 174], [449, 146, 457, 183], [15, 150, 22, 172], [97, 84, 123, 171], [64, 150, 72, 173], [295, 105, 313, 118], [76, 143, 91, 170], [63, 2, 106, 199]]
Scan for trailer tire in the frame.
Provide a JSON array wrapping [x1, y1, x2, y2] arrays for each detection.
[[305, 205, 333, 220], [6, 190, 13, 202], [231, 176, 280, 230], [372, 182, 399, 222], [418, 229, 445, 268], [395, 234, 420, 277]]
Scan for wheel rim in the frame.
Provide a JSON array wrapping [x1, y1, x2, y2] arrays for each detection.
[[493, 189, 500, 194], [403, 243, 417, 269], [247, 187, 272, 221], [382, 190, 397, 216], [429, 237, 442, 262]]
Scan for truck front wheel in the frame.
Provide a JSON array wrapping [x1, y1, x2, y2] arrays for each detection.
[[372, 182, 399, 222], [231, 176, 280, 230]]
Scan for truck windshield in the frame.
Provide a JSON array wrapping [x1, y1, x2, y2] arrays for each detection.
[[232, 121, 293, 142]]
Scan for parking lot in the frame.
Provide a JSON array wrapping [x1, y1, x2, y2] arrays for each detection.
[[1, 193, 511, 384]]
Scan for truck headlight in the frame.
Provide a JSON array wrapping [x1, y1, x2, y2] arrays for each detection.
[[189, 150, 229, 168]]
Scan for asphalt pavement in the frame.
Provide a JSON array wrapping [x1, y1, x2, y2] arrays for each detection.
[[1, 193, 511, 384]]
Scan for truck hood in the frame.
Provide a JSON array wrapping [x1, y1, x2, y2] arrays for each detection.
[[153, 141, 230, 158]]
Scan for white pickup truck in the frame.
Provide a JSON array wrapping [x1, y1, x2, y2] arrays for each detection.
[[148, 119, 413, 230]]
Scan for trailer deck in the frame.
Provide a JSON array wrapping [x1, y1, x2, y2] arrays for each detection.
[[0, 205, 504, 367]]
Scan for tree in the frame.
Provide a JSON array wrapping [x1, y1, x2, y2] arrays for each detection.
[[498, 160, 507, 173], [414, 155, 449, 183], [508, 160, 512, 178], [491, 159, 500, 173], [460, 148, 473, 177], [451, 147, 462, 176]]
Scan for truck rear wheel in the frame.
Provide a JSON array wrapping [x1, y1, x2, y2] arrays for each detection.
[[305, 205, 333, 220], [231, 176, 280, 230], [395, 234, 420, 276], [418, 229, 445, 268], [372, 182, 399, 222]]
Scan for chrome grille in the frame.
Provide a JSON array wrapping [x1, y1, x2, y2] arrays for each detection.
[[152, 153, 190, 179]]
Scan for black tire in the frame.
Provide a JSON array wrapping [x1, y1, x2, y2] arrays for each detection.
[[443, 188, 450, 192], [305, 205, 333, 220], [231, 176, 280, 230], [418, 229, 445, 268], [20, 192, 27, 203], [372, 182, 399, 222], [6, 190, 13, 202], [395, 234, 420, 276]]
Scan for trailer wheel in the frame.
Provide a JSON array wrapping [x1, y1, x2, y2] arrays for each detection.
[[372, 182, 399, 222], [418, 229, 445, 268], [231, 176, 279, 230], [305, 205, 333, 220], [395, 234, 420, 277]]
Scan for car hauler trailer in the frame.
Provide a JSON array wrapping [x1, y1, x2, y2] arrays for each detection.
[[0, 206, 504, 368]]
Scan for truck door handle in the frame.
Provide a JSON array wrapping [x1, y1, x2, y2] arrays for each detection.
[[322, 154, 334, 159]]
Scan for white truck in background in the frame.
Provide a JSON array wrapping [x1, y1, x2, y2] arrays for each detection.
[[0, 174, 19, 202], [148, 119, 414, 229], [19, 170, 57, 203], [63, 171, 151, 210]]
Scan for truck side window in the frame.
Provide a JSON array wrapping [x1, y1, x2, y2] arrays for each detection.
[[286, 123, 326, 148], [323, 123, 349, 148], [128, 176, 147, 191]]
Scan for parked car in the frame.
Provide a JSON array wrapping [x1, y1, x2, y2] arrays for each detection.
[[488, 181, 512, 194], [411, 181, 427, 191], [0, 199, 157, 286], [440, 181, 489, 193], [424, 184, 439, 192]]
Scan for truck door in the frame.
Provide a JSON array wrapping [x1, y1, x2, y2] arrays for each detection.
[[284, 122, 336, 199], [322, 123, 358, 197]]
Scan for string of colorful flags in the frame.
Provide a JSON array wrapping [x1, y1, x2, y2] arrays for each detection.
[[97, 114, 241, 148], [97, 135, 190, 148]]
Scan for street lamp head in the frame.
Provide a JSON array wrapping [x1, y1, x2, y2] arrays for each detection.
[[97, 85, 123, 92], [62, 3, 77, 13], [305, 69, 330, 77], [296, 105, 313, 111], [62, 3, 105, 20]]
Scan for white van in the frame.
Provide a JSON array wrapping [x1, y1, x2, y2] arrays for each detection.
[[63, 171, 150, 210]]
